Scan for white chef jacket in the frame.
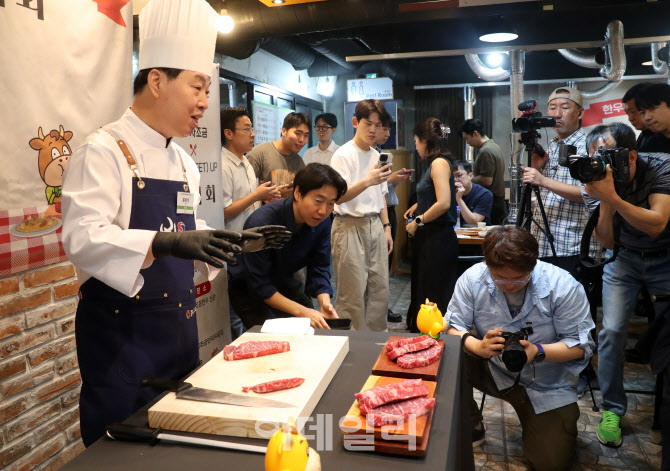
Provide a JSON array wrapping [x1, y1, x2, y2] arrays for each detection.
[[62, 108, 218, 297]]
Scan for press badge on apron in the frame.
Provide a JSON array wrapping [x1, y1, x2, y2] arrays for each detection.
[[177, 192, 194, 214]]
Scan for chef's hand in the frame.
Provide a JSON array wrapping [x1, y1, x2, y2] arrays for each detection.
[[151, 230, 244, 267], [297, 308, 330, 330], [239, 225, 293, 252]]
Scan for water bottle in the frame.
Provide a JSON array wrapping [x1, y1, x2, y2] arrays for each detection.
[[455, 206, 461, 228]]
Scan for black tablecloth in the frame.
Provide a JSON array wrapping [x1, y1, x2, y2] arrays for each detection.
[[61, 329, 474, 471]]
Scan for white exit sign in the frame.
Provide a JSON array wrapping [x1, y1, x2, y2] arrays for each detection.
[[347, 77, 393, 102]]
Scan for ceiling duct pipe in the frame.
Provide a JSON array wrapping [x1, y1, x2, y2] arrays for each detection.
[[557, 49, 601, 69], [600, 20, 626, 81], [508, 50, 525, 226], [464, 54, 510, 82], [559, 21, 626, 99], [226, 0, 399, 41], [463, 86, 476, 162], [579, 80, 622, 99], [652, 42, 669, 75], [259, 37, 317, 70]]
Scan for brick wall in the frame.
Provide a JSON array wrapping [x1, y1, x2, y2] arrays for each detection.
[[0, 262, 84, 470]]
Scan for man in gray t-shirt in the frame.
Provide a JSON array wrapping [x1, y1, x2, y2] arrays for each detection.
[[460, 119, 507, 225], [247, 112, 310, 199]]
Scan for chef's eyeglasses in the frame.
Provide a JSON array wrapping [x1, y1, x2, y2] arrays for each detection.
[[235, 127, 255, 134], [490, 271, 532, 286], [315, 125, 333, 131]]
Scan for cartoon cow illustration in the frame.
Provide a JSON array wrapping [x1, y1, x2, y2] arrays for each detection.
[[29, 125, 73, 213]]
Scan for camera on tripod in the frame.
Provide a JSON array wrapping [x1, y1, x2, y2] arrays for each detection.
[[501, 326, 534, 372], [512, 100, 556, 133], [558, 144, 630, 186]]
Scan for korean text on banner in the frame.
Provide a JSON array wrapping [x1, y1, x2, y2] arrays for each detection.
[[174, 63, 229, 360]]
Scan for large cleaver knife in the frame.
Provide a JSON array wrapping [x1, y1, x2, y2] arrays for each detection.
[[142, 378, 295, 408]]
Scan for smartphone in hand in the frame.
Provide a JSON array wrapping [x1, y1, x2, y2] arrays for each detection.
[[378, 152, 393, 169]]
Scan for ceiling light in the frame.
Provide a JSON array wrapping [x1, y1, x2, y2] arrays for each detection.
[[642, 61, 653, 66], [479, 16, 518, 43], [479, 32, 518, 43], [217, 14, 234, 33], [485, 53, 503, 68], [272, 0, 285, 3], [316, 76, 337, 98]]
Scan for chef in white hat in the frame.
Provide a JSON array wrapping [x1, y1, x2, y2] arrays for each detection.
[[62, 0, 290, 446]]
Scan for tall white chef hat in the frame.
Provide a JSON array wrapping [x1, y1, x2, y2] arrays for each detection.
[[139, 0, 219, 77]]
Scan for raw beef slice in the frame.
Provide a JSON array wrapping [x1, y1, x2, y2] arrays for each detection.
[[397, 345, 444, 369], [366, 397, 436, 426], [223, 341, 290, 361], [386, 336, 430, 352], [242, 377, 304, 393], [355, 379, 428, 415], [387, 336, 437, 360]]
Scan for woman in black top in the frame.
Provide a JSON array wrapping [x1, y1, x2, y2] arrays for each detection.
[[405, 117, 458, 332]]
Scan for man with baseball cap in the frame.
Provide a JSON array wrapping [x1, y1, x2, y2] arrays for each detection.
[[62, 0, 289, 446], [522, 87, 599, 284]]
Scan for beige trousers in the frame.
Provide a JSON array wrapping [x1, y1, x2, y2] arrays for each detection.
[[331, 215, 389, 331]]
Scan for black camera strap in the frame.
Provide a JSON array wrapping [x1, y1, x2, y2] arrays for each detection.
[[580, 203, 622, 268]]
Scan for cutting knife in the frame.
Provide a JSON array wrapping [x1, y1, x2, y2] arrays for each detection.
[[142, 377, 295, 408], [106, 423, 267, 453]]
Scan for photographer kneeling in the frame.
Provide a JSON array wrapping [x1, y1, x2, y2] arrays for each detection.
[[580, 122, 670, 448], [446, 226, 595, 471]]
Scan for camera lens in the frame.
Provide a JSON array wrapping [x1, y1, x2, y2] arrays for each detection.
[[502, 346, 527, 372], [569, 158, 606, 183]]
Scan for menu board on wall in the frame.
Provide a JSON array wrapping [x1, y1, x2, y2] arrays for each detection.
[[252, 101, 294, 144]]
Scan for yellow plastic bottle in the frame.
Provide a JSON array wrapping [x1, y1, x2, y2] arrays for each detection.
[[416, 298, 444, 339], [265, 422, 321, 471]]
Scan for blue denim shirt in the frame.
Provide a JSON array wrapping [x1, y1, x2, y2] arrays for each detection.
[[446, 261, 595, 414]]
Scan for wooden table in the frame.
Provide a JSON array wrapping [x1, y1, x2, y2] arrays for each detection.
[[457, 236, 484, 246], [61, 330, 475, 471]]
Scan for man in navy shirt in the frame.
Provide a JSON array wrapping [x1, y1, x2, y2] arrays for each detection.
[[582, 122, 670, 448], [453, 160, 493, 226], [228, 163, 348, 330]]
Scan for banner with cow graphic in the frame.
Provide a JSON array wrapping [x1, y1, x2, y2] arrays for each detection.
[[0, 0, 132, 276]]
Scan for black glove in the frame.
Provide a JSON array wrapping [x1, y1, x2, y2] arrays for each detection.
[[239, 225, 293, 252], [152, 230, 247, 268]]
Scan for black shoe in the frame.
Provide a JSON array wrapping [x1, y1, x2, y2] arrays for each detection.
[[387, 309, 402, 323], [624, 348, 650, 364], [472, 421, 485, 447]]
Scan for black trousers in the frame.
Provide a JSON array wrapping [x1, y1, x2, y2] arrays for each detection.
[[228, 277, 314, 330], [407, 224, 458, 330], [490, 196, 508, 225]]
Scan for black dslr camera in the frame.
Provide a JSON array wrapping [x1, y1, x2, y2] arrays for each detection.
[[558, 144, 630, 186], [501, 327, 534, 372]]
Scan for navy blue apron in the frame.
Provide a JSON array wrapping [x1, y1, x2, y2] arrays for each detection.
[[75, 148, 198, 446]]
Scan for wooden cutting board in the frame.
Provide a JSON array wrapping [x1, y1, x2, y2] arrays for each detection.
[[148, 332, 348, 439], [339, 375, 437, 457], [371, 336, 445, 381]]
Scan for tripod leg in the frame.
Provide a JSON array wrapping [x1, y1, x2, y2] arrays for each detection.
[[532, 185, 557, 257], [517, 184, 533, 230]]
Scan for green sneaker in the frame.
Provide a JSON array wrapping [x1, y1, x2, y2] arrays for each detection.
[[597, 411, 623, 447]]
